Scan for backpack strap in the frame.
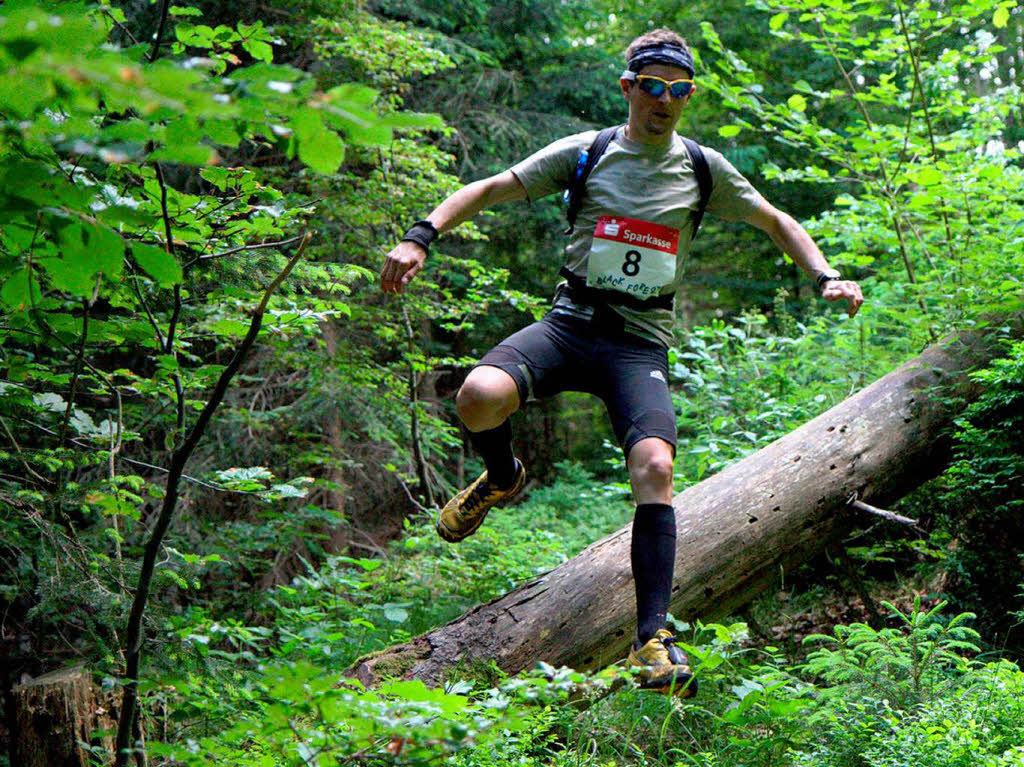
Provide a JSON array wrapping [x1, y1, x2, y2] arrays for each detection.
[[680, 137, 712, 240], [563, 125, 621, 234]]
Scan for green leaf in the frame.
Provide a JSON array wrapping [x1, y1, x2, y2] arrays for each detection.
[[718, 125, 741, 137], [380, 111, 445, 131], [131, 242, 182, 286], [993, 6, 1009, 27], [0, 267, 42, 310], [242, 38, 274, 64], [290, 108, 345, 175], [911, 166, 945, 186], [787, 94, 807, 112], [769, 12, 789, 31], [43, 221, 125, 296]]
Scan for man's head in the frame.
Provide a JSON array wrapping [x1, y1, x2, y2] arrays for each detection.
[[620, 29, 696, 144]]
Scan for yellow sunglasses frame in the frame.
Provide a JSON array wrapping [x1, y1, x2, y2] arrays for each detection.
[[623, 72, 695, 99]]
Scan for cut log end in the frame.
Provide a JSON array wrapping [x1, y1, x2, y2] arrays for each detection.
[[12, 666, 115, 767], [349, 637, 433, 687]]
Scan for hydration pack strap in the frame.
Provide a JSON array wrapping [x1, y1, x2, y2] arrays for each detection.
[[564, 125, 620, 235], [680, 137, 712, 239]]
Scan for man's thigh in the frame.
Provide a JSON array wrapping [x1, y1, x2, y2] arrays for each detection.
[[474, 314, 592, 405], [598, 339, 677, 458]]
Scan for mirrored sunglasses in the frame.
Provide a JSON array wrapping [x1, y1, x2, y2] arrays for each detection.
[[625, 72, 694, 99]]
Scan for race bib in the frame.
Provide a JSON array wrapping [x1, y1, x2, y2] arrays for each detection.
[[585, 216, 679, 299]]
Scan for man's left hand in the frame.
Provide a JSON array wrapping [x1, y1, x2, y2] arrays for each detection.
[[822, 280, 864, 318]]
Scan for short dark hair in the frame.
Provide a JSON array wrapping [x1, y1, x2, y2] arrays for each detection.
[[625, 28, 691, 63]]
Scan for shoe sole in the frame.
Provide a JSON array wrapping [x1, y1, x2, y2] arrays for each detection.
[[436, 468, 525, 543], [638, 671, 697, 697]]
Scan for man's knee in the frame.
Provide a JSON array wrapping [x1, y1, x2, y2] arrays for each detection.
[[628, 439, 675, 490], [456, 366, 520, 427]]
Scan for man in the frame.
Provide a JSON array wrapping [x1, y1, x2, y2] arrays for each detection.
[[380, 28, 864, 695]]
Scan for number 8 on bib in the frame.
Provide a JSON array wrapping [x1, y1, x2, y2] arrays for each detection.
[[586, 216, 680, 300]]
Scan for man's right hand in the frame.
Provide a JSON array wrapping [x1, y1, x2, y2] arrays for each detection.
[[380, 241, 427, 294]]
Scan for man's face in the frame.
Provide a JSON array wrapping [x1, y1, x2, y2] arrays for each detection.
[[620, 64, 694, 141]]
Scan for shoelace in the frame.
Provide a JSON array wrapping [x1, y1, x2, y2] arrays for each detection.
[[459, 480, 500, 517]]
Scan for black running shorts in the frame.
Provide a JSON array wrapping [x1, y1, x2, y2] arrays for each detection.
[[475, 311, 677, 457]]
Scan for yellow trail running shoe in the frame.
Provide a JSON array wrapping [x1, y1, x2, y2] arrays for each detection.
[[628, 629, 697, 697], [436, 460, 526, 543]]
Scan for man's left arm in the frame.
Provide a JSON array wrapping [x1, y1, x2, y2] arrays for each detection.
[[743, 199, 864, 318]]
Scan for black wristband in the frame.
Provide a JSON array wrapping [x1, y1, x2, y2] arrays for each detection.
[[816, 269, 842, 291], [401, 220, 438, 253]]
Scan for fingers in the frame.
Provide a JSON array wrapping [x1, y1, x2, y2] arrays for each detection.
[[379, 243, 425, 294], [822, 280, 864, 317]]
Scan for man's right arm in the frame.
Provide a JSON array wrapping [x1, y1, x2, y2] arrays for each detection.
[[380, 170, 528, 294]]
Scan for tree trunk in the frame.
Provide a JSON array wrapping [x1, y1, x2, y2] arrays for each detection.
[[350, 323, 1020, 686], [12, 666, 114, 767]]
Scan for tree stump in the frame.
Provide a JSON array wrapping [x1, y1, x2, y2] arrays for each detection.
[[12, 666, 113, 767]]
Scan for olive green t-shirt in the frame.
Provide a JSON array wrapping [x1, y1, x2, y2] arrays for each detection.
[[510, 127, 763, 347]]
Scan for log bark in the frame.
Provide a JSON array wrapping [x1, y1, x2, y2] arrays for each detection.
[[11, 666, 114, 767], [351, 322, 1021, 686]]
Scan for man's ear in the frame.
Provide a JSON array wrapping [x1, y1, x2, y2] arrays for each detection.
[[619, 78, 633, 98]]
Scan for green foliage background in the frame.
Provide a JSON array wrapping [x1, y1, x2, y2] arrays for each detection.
[[0, 0, 1022, 764]]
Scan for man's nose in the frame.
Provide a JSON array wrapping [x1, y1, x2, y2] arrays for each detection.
[[657, 89, 671, 104]]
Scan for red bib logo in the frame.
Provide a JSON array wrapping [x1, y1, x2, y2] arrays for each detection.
[[586, 216, 679, 298]]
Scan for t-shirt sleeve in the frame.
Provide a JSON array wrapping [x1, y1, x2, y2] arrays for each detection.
[[509, 131, 596, 203], [703, 146, 764, 222]]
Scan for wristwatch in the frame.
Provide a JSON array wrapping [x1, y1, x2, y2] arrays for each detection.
[[815, 269, 842, 291]]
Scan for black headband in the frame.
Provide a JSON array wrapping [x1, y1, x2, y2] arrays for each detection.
[[627, 43, 694, 77]]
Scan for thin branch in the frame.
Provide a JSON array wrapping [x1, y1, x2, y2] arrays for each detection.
[[846, 493, 919, 526], [100, 6, 139, 46], [0, 415, 52, 486], [114, 231, 312, 767], [894, 0, 957, 263], [127, 261, 166, 348], [153, 162, 185, 434], [22, 416, 262, 495], [147, 0, 172, 63], [402, 305, 435, 508], [59, 279, 101, 448], [25, 274, 125, 464], [182, 234, 307, 270], [814, 14, 927, 312]]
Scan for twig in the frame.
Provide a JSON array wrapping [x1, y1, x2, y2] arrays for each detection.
[[894, 0, 957, 264], [182, 234, 307, 270], [19, 417, 261, 495], [100, 6, 139, 46], [127, 261, 166, 348], [147, 0, 172, 63], [814, 15, 927, 314], [0, 415, 52, 486], [401, 305, 435, 508], [153, 162, 185, 434], [114, 231, 313, 767], [397, 477, 436, 515], [846, 493, 918, 526], [59, 285, 98, 448]]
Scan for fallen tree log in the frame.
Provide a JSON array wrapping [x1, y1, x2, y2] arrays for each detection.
[[351, 322, 1020, 686]]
